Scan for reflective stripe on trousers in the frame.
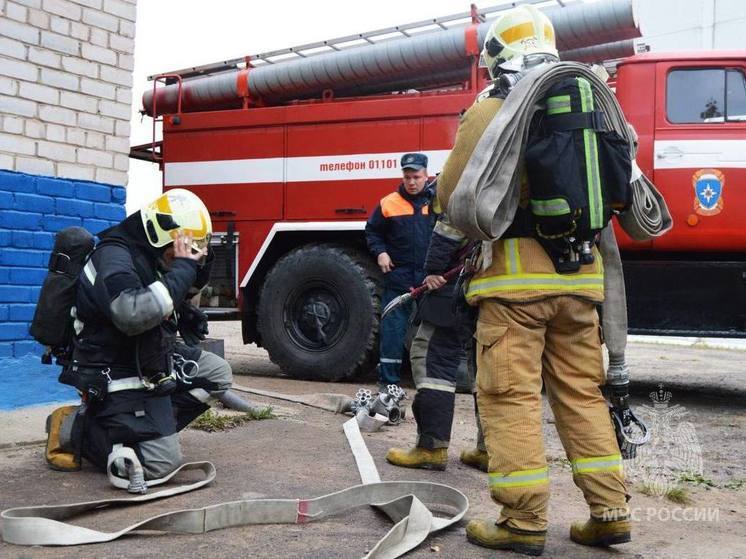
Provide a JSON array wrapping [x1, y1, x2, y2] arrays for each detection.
[[410, 321, 465, 449], [378, 288, 412, 385], [571, 454, 623, 475], [489, 466, 549, 489], [476, 296, 628, 532]]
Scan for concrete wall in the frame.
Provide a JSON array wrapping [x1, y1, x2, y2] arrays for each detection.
[[0, 0, 137, 409]]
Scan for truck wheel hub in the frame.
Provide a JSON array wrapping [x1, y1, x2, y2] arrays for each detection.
[[286, 285, 346, 351]]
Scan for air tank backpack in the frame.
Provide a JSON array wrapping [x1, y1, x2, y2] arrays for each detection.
[[30, 226, 95, 364], [523, 75, 632, 273], [30, 227, 95, 471]]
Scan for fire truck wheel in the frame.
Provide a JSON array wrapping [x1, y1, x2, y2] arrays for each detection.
[[257, 244, 381, 381]]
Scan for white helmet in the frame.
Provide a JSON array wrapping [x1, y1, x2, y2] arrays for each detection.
[[140, 188, 212, 251], [482, 4, 558, 79]]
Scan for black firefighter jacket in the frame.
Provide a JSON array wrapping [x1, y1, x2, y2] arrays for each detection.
[[72, 212, 209, 375]]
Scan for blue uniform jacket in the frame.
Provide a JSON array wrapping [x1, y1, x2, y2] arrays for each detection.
[[365, 183, 436, 291]]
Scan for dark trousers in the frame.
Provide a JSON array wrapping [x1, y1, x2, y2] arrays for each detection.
[[410, 317, 484, 449], [378, 287, 413, 385], [81, 351, 230, 479]]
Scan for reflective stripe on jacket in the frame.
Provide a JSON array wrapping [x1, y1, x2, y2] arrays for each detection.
[[73, 215, 200, 374], [465, 237, 604, 304]]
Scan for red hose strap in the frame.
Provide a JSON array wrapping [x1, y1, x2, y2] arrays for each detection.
[[236, 68, 251, 100], [464, 24, 480, 57]]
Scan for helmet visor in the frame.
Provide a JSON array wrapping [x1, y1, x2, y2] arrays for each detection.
[[190, 232, 211, 253], [166, 208, 211, 249]]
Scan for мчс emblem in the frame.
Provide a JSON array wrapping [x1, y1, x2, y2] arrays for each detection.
[[692, 169, 724, 216]]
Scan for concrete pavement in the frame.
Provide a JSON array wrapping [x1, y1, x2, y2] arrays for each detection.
[[1, 334, 745, 558]]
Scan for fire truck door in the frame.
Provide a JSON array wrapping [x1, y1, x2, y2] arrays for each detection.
[[652, 63, 746, 252]]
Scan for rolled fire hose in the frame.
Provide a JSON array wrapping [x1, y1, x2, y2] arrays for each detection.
[[232, 385, 402, 432], [231, 384, 354, 414], [2, 405, 467, 557], [446, 61, 671, 242]]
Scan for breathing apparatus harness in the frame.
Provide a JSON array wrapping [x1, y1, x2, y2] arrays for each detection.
[[490, 55, 633, 274], [133, 336, 201, 397]]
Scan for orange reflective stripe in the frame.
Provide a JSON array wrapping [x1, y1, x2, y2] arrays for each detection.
[[422, 205, 429, 215], [381, 192, 414, 218]]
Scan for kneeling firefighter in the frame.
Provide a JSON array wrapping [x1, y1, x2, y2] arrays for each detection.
[[43, 189, 257, 489], [436, 5, 650, 555], [385, 206, 488, 472]]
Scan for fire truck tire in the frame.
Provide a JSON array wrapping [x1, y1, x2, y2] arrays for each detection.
[[257, 243, 381, 381]]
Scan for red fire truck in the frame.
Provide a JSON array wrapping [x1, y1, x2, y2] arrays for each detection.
[[131, 2, 746, 381]]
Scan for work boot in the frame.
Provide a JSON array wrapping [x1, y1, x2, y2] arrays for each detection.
[[466, 519, 546, 556], [45, 405, 81, 472], [459, 447, 489, 472], [385, 446, 447, 471], [570, 516, 631, 547]]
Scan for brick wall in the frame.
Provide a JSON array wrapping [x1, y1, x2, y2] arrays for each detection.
[[0, 0, 136, 183], [0, 169, 126, 358], [0, 0, 137, 408]]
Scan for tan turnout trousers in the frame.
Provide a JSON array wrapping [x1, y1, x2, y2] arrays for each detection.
[[475, 296, 629, 532]]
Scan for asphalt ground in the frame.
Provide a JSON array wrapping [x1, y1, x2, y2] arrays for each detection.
[[0, 324, 744, 558]]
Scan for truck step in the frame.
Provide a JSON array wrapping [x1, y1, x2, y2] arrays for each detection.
[[203, 307, 240, 321]]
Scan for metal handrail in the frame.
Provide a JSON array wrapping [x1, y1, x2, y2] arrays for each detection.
[[148, 74, 183, 161]]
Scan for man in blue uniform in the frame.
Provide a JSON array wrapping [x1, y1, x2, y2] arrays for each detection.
[[365, 153, 435, 389]]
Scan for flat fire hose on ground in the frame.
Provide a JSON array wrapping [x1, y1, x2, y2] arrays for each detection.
[[231, 384, 354, 414], [1, 394, 468, 556]]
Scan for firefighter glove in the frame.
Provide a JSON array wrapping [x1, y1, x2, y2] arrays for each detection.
[[178, 301, 208, 346]]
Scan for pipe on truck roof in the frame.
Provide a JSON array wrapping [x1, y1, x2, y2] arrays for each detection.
[[143, 0, 639, 116], [559, 39, 637, 64]]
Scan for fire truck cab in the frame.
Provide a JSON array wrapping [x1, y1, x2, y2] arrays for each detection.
[[615, 52, 746, 337]]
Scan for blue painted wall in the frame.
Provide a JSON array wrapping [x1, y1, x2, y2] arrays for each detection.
[[0, 170, 126, 410]]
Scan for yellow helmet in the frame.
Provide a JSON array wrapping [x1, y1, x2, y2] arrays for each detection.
[[140, 188, 212, 251], [482, 5, 558, 79]]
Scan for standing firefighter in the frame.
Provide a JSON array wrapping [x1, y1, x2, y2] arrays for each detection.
[[385, 209, 488, 472], [365, 153, 436, 390], [438, 6, 631, 556]]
